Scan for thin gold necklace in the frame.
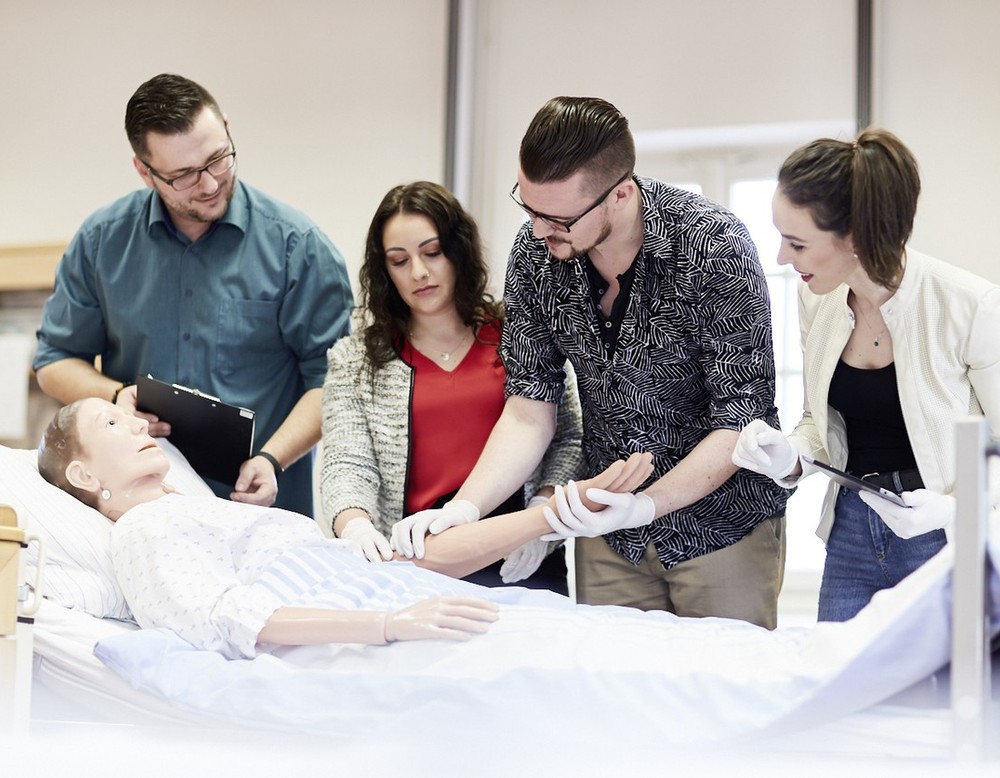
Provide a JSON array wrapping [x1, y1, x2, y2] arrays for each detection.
[[855, 305, 886, 348], [409, 327, 473, 362]]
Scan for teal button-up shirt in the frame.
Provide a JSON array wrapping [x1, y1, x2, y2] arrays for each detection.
[[35, 181, 353, 516]]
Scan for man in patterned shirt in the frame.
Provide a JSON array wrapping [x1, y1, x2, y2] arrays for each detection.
[[394, 97, 789, 628]]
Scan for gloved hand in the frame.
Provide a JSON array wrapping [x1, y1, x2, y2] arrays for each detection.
[[340, 516, 393, 563], [499, 495, 553, 583], [390, 499, 480, 559], [500, 539, 551, 583], [384, 596, 499, 642], [731, 419, 799, 480], [542, 481, 656, 539], [859, 488, 955, 540]]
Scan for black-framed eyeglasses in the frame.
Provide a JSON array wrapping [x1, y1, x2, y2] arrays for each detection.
[[142, 131, 237, 191], [509, 170, 632, 233]]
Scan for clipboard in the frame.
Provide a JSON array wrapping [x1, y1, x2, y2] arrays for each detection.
[[135, 375, 255, 487], [801, 455, 908, 507]]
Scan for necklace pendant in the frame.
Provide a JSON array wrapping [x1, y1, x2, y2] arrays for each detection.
[[441, 353, 451, 361], [873, 338, 879, 347]]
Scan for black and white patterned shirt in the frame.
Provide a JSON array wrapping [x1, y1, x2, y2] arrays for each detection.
[[501, 176, 790, 568]]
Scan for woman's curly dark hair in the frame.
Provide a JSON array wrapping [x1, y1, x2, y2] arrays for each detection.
[[358, 181, 502, 370]]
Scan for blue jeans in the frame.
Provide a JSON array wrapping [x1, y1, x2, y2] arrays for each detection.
[[818, 488, 946, 622]]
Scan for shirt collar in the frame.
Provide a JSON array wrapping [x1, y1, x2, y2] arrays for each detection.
[[146, 180, 249, 238]]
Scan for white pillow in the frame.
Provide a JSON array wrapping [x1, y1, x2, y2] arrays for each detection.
[[0, 439, 211, 619]]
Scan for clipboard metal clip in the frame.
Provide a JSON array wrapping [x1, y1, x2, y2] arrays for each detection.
[[169, 381, 221, 403]]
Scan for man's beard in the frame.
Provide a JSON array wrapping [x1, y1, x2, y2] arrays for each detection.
[[545, 215, 612, 260]]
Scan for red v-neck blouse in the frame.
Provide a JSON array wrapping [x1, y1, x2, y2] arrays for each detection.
[[401, 320, 506, 514]]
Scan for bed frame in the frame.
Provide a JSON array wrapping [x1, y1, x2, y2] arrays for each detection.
[[951, 416, 997, 760], [1, 420, 996, 756], [0, 504, 43, 735]]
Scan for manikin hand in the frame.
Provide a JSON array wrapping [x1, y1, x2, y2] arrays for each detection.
[[391, 499, 480, 560], [340, 517, 393, 563], [384, 596, 499, 642], [731, 419, 799, 480], [500, 495, 553, 583], [542, 481, 656, 539], [859, 488, 955, 539]]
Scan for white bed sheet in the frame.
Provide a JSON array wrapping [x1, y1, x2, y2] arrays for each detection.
[[30, 524, 996, 751]]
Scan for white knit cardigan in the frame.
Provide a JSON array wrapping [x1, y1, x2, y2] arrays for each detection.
[[320, 333, 585, 535]]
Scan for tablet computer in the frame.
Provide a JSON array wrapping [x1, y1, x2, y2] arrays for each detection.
[[136, 375, 256, 487], [801, 455, 908, 506]]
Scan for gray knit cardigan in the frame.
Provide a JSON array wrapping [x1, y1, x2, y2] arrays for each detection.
[[320, 333, 584, 535]]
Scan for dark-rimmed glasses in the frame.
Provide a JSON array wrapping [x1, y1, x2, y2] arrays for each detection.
[[509, 170, 632, 233], [142, 131, 237, 191]]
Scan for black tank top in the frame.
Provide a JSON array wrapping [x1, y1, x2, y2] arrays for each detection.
[[827, 360, 917, 474]]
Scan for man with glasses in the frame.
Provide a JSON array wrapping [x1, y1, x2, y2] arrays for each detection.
[[393, 97, 788, 628], [33, 73, 352, 517]]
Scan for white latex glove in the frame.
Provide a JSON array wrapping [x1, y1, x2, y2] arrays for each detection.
[[499, 495, 553, 583], [340, 516, 393, 563], [731, 419, 799, 480], [859, 488, 955, 539], [542, 481, 656, 539], [500, 539, 550, 583], [390, 499, 480, 559], [384, 596, 498, 642]]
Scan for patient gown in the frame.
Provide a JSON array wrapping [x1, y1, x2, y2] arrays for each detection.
[[112, 493, 499, 659]]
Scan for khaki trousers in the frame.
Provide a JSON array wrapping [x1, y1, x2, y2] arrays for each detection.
[[574, 515, 786, 629]]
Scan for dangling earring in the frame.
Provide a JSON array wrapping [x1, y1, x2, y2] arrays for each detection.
[[101, 488, 112, 501]]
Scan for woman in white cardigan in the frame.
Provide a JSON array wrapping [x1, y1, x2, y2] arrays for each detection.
[[321, 182, 583, 593], [733, 128, 1000, 621]]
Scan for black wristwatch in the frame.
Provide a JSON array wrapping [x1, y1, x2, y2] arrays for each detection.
[[254, 451, 283, 475]]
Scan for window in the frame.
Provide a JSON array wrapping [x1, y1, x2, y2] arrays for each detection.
[[728, 179, 826, 576]]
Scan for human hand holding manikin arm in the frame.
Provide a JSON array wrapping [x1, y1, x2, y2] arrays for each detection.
[[335, 511, 393, 562], [414, 453, 654, 579], [544, 429, 740, 539], [391, 396, 557, 558]]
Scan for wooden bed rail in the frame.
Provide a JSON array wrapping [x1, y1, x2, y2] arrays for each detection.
[[0, 243, 65, 292], [0, 505, 39, 735]]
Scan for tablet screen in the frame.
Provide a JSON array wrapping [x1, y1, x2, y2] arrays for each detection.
[[801, 456, 908, 507]]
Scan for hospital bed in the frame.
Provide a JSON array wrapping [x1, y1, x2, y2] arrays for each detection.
[[1, 423, 997, 774]]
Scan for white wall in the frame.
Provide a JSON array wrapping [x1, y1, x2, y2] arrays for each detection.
[[0, 0, 450, 286], [5, 1, 995, 287], [465, 0, 856, 281], [876, 0, 1000, 282]]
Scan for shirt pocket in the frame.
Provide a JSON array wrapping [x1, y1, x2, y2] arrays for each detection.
[[216, 299, 285, 378]]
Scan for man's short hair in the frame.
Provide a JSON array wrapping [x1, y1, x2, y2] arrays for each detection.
[[124, 73, 224, 158], [519, 96, 635, 192]]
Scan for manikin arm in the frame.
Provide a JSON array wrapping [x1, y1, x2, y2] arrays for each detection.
[[414, 453, 654, 579], [257, 597, 499, 646]]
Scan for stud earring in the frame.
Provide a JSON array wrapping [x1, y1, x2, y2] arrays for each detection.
[[101, 488, 112, 501]]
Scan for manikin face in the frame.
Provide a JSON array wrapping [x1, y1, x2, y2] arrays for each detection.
[[515, 169, 615, 260], [383, 212, 459, 318], [772, 189, 859, 295], [133, 106, 236, 239], [69, 398, 169, 503]]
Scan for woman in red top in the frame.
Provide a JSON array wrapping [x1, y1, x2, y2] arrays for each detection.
[[322, 182, 583, 593]]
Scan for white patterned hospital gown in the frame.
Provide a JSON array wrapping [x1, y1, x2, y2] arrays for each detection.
[[111, 494, 478, 659]]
